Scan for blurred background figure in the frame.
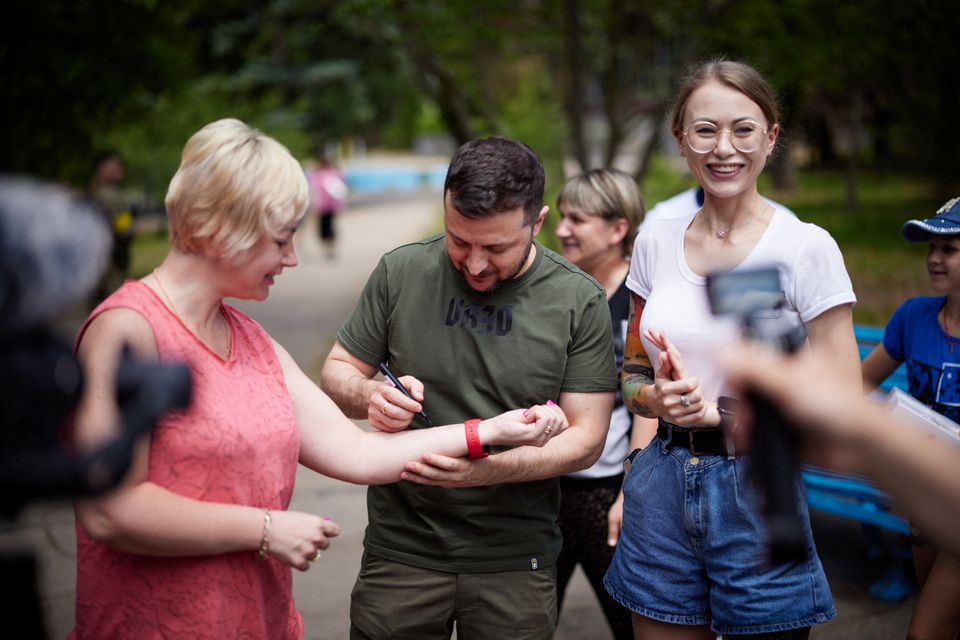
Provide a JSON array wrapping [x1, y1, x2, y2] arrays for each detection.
[[861, 198, 960, 640], [306, 153, 348, 260], [88, 152, 135, 304], [554, 168, 657, 640]]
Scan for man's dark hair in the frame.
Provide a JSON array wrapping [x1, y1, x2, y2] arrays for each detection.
[[444, 136, 545, 226]]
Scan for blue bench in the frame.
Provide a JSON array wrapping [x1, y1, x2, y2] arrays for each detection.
[[800, 324, 913, 600]]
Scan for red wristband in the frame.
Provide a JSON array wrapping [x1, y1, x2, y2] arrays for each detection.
[[464, 418, 489, 460]]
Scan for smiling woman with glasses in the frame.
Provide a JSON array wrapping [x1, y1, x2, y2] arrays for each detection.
[[603, 59, 860, 640]]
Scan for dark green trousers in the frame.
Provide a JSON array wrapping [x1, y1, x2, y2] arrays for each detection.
[[350, 552, 558, 640]]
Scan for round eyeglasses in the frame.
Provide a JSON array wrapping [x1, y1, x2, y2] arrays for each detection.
[[683, 120, 768, 154]]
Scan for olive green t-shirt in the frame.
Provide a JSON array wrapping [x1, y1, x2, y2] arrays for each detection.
[[337, 235, 617, 572]]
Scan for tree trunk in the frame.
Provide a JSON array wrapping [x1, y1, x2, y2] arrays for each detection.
[[561, 0, 589, 171], [769, 140, 798, 192], [390, 0, 495, 143]]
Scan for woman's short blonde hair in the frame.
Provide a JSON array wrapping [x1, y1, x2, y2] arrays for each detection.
[[165, 118, 308, 263], [557, 169, 645, 258]]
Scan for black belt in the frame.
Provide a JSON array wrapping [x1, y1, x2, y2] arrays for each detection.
[[657, 420, 728, 456]]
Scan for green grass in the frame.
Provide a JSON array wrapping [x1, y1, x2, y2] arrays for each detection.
[[129, 232, 170, 279], [767, 169, 938, 325]]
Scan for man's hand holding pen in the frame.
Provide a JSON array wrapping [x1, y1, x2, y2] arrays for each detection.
[[368, 364, 428, 432]]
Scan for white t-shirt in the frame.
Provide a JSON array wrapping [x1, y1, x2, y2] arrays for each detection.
[[627, 209, 856, 403], [639, 187, 798, 231]]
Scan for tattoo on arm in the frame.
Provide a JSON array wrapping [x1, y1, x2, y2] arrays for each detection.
[[622, 294, 657, 418]]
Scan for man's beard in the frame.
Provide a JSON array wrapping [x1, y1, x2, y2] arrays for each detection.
[[459, 232, 535, 294]]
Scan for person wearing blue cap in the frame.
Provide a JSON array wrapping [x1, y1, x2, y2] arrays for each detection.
[[862, 196, 960, 640]]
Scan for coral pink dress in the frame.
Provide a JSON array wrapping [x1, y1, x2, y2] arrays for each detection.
[[70, 281, 302, 639]]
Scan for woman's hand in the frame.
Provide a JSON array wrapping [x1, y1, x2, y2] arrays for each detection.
[[606, 491, 625, 547], [265, 511, 342, 572], [482, 401, 569, 448], [643, 328, 710, 425]]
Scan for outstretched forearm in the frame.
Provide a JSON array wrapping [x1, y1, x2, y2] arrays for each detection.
[[461, 391, 614, 484], [855, 407, 960, 556]]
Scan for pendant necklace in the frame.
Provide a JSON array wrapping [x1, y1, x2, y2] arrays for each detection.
[[940, 308, 960, 354], [153, 267, 182, 320], [701, 202, 772, 239], [153, 267, 231, 358]]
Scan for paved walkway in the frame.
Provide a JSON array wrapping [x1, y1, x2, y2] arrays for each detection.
[[13, 181, 914, 639]]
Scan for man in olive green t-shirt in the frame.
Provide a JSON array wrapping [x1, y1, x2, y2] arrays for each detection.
[[321, 136, 616, 640]]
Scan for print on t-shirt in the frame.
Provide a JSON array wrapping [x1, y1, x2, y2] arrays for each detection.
[[444, 297, 513, 336], [908, 358, 960, 421]]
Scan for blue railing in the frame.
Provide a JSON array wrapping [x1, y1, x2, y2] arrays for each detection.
[[801, 324, 909, 535]]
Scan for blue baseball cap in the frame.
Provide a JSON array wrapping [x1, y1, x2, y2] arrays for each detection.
[[902, 197, 960, 242]]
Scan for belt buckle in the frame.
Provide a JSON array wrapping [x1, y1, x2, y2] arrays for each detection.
[[687, 429, 714, 456]]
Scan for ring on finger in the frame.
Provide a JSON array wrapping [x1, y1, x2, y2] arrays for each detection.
[[544, 425, 553, 435], [309, 550, 321, 562], [680, 394, 690, 408], [381, 401, 388, 415]]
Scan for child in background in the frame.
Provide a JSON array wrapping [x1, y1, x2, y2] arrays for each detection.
[[862, 197, 960, 640]]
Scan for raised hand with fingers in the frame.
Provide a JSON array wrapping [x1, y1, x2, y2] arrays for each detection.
[[643, 328, 712, 426], [489, 400, 569, 448]]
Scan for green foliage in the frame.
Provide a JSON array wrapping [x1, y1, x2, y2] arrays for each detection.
[[0, 0, 196, 184], [618, 156, 939, 326], [640, 155, 698, 212], [102, 78, 315, 203], [6, 0, 960, 257], [772, 169, 939, 325], [129, 234, 171, 280]]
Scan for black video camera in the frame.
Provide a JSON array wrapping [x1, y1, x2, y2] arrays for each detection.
[[706, 266, 808, 565], [0, 176, 192, 517], [0, 175, 192, 638]]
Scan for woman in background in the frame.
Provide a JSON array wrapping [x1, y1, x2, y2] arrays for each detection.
[[306, 153, 348, 259], [554, 169, 657, 640]]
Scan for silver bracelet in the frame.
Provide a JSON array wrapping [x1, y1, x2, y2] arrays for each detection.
[[256, 509, 272, 560]]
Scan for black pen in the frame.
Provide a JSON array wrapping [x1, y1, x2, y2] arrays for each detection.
[[378, 362, 434, 427]]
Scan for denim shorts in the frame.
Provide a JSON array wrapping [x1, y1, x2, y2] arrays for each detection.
[[603, 438, 835, 635]]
